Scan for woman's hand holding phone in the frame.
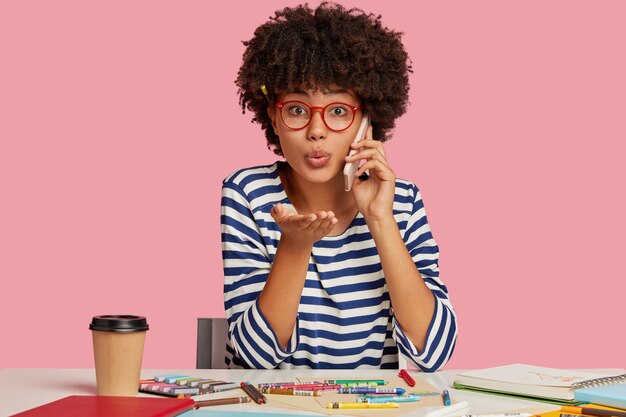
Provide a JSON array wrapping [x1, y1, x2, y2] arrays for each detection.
[[345, 122, 397, 222]]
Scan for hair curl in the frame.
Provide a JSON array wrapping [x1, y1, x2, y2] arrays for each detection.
[[235, 2, 412, 156]]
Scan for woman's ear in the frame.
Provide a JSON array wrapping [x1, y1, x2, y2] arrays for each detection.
[[267, 105, 278, 135]]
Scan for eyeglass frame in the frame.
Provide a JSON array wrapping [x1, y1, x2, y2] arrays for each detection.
[[275, 100, 362, 132]]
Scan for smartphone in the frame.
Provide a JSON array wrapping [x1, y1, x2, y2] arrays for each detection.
[[343, 115, 369, 191]]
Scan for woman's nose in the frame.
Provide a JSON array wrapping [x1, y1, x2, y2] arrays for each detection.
[[307, 110, 327, 141]]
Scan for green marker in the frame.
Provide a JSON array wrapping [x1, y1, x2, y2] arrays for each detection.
[[344, 382, 378, 388]]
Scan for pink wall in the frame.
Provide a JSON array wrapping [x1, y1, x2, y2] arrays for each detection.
[[1, 1, 625, 370]]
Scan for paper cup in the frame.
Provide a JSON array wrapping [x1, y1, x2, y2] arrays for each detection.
[[89, 315, 149, 396]]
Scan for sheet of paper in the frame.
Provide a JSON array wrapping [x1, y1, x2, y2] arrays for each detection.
[[265, 374, 447, 417], [457, 364, 622, 387]]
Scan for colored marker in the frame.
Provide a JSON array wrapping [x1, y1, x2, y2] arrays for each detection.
[[165, 375, 191, 384], [343, 382, 379, 388], [338, 387, 406, 395], [177, 377, 203, 386], [157, 383, 184, 393], [168, 387, 200, 395], [197, 380, 226, 389], [361, 394, 420, 403], [257, 382, 299, 387], [325, 379, 387, 386], [291, 384, 341, 391], [399, 369, 416, 387], [154, 374, 187, 382], [328, 401, 398, 409], [443, 389, 451, 406], [189, 379, 216, 388], [274, 383, 328, 389], [139, 379, 155, 388], [260, 388, 321, 396], [210, 382, 240, 392], [143, 382, 172, 390]]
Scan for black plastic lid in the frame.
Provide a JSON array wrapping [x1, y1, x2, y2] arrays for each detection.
[[89, 315, 149, 332]]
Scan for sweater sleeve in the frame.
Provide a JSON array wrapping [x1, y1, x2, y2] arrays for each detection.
[[221, 179, 299, 369], [392, 184, 458, 372]]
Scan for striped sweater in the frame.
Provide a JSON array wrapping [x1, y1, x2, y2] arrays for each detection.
[[221, 162, 457, 370]]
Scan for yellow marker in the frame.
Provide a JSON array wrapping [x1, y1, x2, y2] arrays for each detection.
[[327, 402, 398, 409]]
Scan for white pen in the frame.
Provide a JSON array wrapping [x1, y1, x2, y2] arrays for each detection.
[[459, 413, 533, 417]]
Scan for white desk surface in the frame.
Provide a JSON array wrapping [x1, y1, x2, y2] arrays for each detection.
[[0, 368, 567, 416]]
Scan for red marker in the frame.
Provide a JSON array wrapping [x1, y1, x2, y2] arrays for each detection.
[[399, 369, 416, 387]]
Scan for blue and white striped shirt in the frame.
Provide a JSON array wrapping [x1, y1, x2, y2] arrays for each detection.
[[221, 162, 457, 370]]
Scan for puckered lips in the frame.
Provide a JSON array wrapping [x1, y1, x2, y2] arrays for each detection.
[[304, 151, 331, 168]]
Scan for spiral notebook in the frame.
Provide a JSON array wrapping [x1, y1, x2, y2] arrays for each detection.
[[453, 364, 626, 404]]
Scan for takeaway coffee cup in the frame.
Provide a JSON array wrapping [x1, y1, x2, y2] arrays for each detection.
[[89, 315, 149, 396]]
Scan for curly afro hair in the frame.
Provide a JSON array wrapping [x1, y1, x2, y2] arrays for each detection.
[[235, 2, 412, 156]]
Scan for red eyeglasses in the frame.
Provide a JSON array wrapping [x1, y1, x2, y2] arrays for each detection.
[[276, 101, 361, 132]]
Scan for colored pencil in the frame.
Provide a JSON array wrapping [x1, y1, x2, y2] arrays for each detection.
[[194, 396, 250, 408]]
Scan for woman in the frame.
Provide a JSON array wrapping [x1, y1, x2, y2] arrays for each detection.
[[221, 2, 457, 370]]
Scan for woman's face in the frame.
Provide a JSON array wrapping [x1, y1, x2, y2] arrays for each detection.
[[269, 86, 365, 186]]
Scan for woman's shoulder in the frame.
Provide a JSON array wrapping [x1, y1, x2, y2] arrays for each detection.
[[222, 162, 280, 187], [394, 177, 421, 199], [392, 177, 429, 217]]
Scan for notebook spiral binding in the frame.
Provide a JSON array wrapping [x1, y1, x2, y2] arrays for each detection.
[[572, 374, 626, 388]]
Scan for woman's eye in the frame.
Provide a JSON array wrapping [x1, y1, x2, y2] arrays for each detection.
[[329, 106, 348, 117], [288, 105, 308, 116]]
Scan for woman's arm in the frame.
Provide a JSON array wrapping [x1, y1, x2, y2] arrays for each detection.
[[349, 129, 457, 371], [222, 180, 298, 368], [222, 178, 338, 367], [368, 216, 435, 350], [258, 203, 337, 349], [366, 189, 457, 372]]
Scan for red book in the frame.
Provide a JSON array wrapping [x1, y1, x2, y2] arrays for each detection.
[[11, 395, 195, 417]]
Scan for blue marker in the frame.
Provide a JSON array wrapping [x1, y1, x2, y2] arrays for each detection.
[[443, 389, 451, 406], [364, 395, 420, 403]]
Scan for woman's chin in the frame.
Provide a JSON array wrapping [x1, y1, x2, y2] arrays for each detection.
[[294, 166, 342, 185]]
